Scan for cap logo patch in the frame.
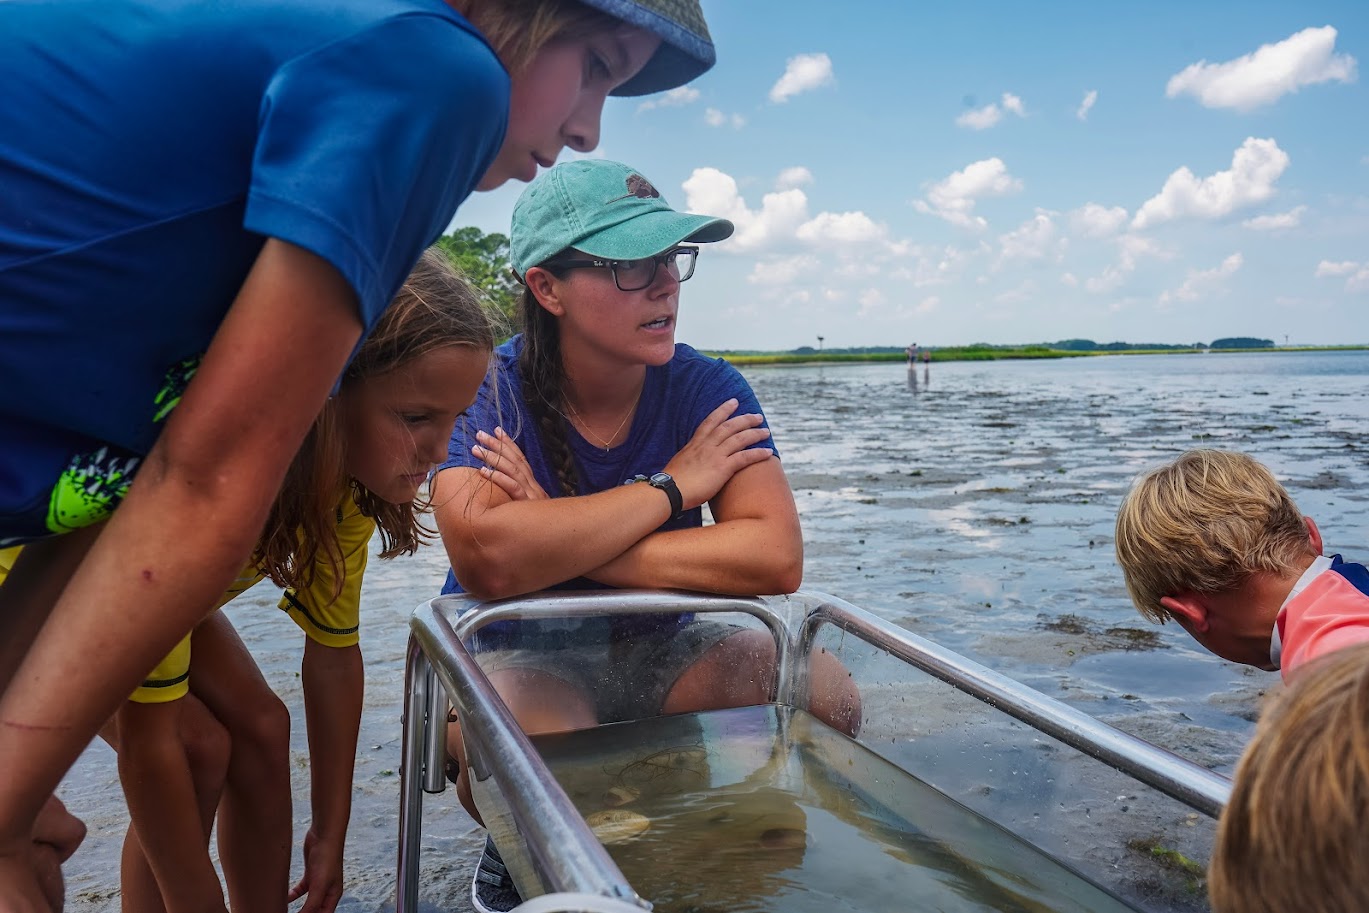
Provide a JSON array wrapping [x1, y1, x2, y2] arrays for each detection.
[[607, 173, 660, 203]]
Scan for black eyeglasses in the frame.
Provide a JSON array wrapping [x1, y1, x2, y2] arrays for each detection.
[[545, 245, 699, 291]]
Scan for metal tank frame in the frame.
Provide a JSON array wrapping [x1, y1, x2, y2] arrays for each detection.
[[395, 589, 1231, 913]]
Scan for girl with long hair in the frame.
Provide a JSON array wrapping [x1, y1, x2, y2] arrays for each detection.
[[3, 250, 496, 913]]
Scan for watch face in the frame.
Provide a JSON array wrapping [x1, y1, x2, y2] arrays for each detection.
[[650, 472, 672, 486]]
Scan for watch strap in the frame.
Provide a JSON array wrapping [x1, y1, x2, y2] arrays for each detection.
[[648, 472, 684, 519], [626, 473, 683, 519]]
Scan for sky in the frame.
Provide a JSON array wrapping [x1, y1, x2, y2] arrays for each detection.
[[452, 0, 1369, 351]]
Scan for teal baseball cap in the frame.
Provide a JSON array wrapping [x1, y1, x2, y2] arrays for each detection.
[[510, 159, 734, 277]]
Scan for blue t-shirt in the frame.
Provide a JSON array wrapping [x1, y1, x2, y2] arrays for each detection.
[[439, 335, 777, 596], [0, 0, 509, 545]]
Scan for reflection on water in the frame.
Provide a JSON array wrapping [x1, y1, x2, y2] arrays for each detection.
[[534, 705, 1138, 913]]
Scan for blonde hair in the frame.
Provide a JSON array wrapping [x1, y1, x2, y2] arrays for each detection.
[[452, 0, 621, 75], [1114, 450, 1313, 624], [256, 249, 497, 594], [1210, 642, 1369, 913]]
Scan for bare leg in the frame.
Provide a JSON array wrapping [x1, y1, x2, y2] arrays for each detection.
[[111, 695, 230, 913], [663, 629, 861, 735], [446, 668, 595, 823], [806, 648, 863, 736], [188, 613, 292, 913], [661, 629, 777, 715]]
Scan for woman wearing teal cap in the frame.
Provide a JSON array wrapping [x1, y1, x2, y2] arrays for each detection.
[[432, 158, 860, 910]]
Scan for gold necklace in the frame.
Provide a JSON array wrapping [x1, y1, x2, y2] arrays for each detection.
[[564, 389, 641, 452]]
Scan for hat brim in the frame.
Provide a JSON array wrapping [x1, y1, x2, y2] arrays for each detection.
[[575, 0, 716, 97], [574, 211, 734, 261]]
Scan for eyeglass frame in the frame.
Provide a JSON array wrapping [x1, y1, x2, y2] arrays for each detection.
[[534, 245, 700, 292]]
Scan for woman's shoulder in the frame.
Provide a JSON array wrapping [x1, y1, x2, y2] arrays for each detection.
[[668, 342, 729, 372], [663, 343, 746, 386]]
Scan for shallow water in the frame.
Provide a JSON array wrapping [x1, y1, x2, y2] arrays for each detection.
[[58, 350, 1369, 911], [535, 704, 1139, 913]]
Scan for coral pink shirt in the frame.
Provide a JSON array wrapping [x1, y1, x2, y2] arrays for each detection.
[[1273, 555, 1369, 680]]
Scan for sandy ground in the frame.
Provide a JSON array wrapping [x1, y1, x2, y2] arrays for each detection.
[[56, 351, 1369, 912]]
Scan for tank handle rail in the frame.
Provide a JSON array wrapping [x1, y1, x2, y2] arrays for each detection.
[[397, 602, 649, 913], [794, 591, 1233, 818]]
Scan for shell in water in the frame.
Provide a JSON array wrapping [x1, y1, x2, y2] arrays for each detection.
[[601, 785, 641, 807], [585, 809, 650, 844]]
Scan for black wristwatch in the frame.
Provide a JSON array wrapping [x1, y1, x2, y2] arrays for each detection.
[[627, 471, 683, 519]]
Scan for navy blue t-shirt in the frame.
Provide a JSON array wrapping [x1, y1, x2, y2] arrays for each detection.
[[0, 0, 508, 544], [438, 336, 777, 596]]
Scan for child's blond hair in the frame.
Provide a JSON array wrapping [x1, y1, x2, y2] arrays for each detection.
[[452, 0, 621, 75], [1210, 641, 1369, 913], [1114, 450, 1313, 623]]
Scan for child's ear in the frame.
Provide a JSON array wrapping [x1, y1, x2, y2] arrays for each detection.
[[1159, 593, 1210, 632], [1305, 516, 1324, 555]]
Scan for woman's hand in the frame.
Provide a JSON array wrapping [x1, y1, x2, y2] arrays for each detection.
[[664, 399, 774, 510], [473, 428, 549, 501]]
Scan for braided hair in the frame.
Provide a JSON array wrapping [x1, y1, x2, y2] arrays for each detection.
[[517, 264, 581, 497]]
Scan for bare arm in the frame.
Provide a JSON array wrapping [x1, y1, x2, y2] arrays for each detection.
[[0, 240, 362, 857], [436, 399, 798, 598], [290, 640, 363, 913], [587, 457, 802, 595], [434, 400, 775, 599]]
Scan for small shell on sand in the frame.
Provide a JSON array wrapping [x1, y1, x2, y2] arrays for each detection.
[[602, 785, 641, 807], [586, 809, 651, 844]]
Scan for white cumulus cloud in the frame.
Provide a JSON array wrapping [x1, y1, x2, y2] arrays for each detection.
[[997, 211, 1064, 264], [1242, 206, 1307, 230], [1132, 137, 1289, 230], [747, 255, 819, 286], [775, 167, 814, 190], [1159, 253, 1244, 304], [704, 108, 746, 129], [1070, 203, 1129, 238], [955, 92, 1027, 130], [770, 53, 834, 104], [857, 288, 886, 317], [682, 167, 885, 253], [1084, 234, 1171, 294], [1315, 259, 1359, 277], [1314, 258, 1369, 290], [1166, 26, 1357, 111], [797, 211, 886, 244], [914, 158, 1023, 229], [1076, 89, 1098, 121], [637, 86, 700, 112]]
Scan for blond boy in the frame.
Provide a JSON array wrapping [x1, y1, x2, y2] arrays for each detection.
[[1209, 641, 1369, 913], [1115, 449, 1369, 678]]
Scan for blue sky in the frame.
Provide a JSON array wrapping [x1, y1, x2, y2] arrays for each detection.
[[454, 0, 1369, 351]]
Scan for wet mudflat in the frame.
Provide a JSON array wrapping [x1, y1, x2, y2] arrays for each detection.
[[59, 350, 1369, 911]]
